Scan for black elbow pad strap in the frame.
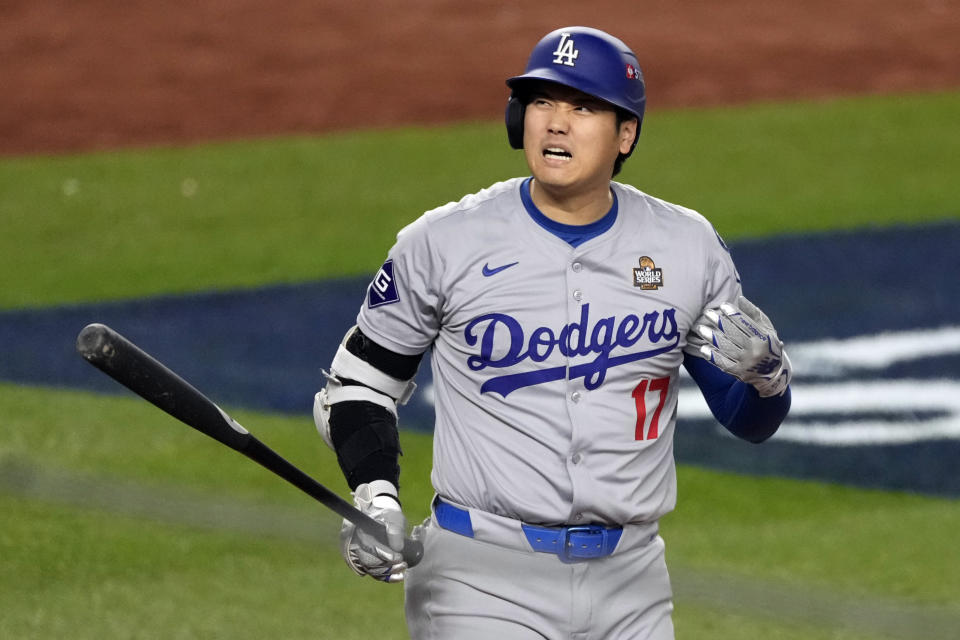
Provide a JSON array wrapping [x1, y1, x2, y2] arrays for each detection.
[[345, 328, 423, 381], [329, 400, 402, 490]]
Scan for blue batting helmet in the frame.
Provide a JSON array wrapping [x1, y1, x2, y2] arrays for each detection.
[[505, 27, 646, 158]]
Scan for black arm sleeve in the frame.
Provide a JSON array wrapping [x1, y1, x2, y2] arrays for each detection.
[[328, 328, 425, 490], [329, 401, 402, 490]]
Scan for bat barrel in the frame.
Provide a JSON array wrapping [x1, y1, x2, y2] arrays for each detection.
[[76, 323, 251, 451]]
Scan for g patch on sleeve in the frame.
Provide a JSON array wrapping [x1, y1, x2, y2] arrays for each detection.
[[367, 259, 400, 308]]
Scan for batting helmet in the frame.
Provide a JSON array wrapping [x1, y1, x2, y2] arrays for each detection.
[[505, 27, 646, 163]]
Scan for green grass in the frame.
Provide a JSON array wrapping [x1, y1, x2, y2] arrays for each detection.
[[0, 383, 434, 516], [2, 383, 958, 638], [0, 383, 426, 639], [0, 495, 914, 640], [0, 124, 526, 309], [0, 495, 408, 640], [628, 91, 960, 236], [667, 467, 960, 605], [1, 91, 958, 309], [5, 383, 958, 606], [673, 607, 880, 640]]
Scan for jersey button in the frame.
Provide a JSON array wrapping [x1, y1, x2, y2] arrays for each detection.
[[571, 453, 582, 464], [571, 262, 582, 272], [573, 513, 584, 522], [572, 289, 582, 301], [570, 391, 581, 403]]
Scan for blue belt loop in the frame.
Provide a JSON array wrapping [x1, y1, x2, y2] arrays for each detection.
[[433, 497, 475, 538]]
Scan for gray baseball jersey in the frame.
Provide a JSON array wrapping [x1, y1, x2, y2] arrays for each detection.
[[357, 177, 740, 527]]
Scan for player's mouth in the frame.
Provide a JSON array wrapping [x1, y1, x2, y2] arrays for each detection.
[[543, 146, 572, 162]]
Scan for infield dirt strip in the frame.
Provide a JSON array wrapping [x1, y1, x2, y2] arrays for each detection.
[[1, 0, 958, 155]]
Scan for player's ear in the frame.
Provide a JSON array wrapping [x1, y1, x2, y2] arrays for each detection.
[[617, 117, 638, 155]]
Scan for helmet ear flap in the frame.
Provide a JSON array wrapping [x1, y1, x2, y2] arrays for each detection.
[[505, 95, 525, 150]]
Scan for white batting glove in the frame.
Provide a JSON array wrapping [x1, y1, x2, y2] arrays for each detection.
[[685, 295, 792, 397], [340, 481, 408, 583]]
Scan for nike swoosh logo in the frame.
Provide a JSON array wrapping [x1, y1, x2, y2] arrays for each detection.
[[482, 261, 519, 277]]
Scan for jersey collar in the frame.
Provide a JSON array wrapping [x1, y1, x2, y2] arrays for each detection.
[[519, 177, 619, 248]]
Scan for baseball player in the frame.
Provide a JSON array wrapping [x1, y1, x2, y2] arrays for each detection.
[[314, 26, 792, 639]]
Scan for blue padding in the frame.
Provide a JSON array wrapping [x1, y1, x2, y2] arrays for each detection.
[[434, 498, 475, 538]]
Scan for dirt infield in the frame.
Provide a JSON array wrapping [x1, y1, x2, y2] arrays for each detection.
[[2, 0, 958, 155]]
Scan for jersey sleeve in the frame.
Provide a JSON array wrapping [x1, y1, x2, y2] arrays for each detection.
[[701, 226, 742, 310], [356, 215, 443, 356]]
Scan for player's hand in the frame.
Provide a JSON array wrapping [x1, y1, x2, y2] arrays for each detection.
[[685, 295, 792, 397], [340, 481, 408, 583]]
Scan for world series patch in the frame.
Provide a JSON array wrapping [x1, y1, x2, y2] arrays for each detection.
[[367, 259, 400, 308], [633, 256, 664, 290]]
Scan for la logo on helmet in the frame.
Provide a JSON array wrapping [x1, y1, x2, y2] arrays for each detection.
[[552, 33, 579, 66]]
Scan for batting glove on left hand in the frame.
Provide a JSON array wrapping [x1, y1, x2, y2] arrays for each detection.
[[340, 481, 408, 583], [685, 295, 792, 397]]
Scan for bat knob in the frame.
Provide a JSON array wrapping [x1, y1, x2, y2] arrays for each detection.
[[76, 323, 116, 363], [403, 538, 425, 567]]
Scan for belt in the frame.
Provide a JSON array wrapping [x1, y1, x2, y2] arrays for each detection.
[[434, 497, 623, 563]]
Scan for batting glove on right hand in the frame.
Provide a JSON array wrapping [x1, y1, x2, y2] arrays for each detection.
[[340, 481, 408, 583], [685, 295, 792, 397]]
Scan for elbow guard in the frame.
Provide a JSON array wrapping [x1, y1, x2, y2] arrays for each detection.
[[313, 327, 418, 449], [313, 327, 421, 489]]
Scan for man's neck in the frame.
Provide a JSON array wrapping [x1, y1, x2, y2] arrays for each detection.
[[529, 179, 613, 226]]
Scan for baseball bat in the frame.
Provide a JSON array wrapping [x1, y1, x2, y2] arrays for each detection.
[[75, 322, 423, 567]]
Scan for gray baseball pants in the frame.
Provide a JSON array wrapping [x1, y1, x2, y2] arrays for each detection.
[[404, 501, 674, 639]]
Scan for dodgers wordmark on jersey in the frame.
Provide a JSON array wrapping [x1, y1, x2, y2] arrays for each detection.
[[357, 177, 740, 527]]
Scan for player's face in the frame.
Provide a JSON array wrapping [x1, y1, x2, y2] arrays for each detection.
[[522, 83, 636, 201]]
